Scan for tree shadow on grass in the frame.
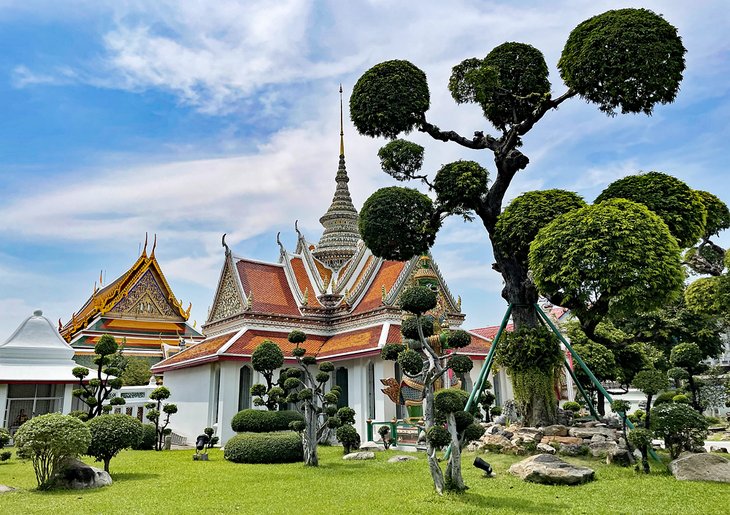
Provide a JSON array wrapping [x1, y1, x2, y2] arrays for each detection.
[[454, 492, 568, 513], [111, 472, 160, 482]]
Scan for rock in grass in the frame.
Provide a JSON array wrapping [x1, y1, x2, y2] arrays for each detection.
[[0, 485, 17, 493], [509, 454, 595, 485], [49, 458, 112, 489], [343, 451, 375, 461], [388, 455, 418, 463], [537, 443, 556, 455], [669, 453, 730, 483]]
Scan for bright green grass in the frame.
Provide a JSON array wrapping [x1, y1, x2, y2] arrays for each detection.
[[0, 447, 727, 514]]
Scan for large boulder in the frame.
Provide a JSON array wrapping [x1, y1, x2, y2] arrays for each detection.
[[537, 443, 557, 455], [569, 426, 616, 439], [606, 448, 632, 467], [513, 428, 544, 443], [542, 425, 569, 437], [509, 454, 595, 485], [49, 458, 112, 490], [589, 440, 618, 458], [669, 453, 730, 483], [541, 435, 583, 446]]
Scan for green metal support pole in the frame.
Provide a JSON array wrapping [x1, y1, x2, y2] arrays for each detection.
[[444, 304, 513, 460], [366, 420, 373, 442], [564, 357, 600, 420], [535, 304, 660, 463]]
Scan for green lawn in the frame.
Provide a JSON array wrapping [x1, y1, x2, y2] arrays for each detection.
[[0, 447, 727, 514]]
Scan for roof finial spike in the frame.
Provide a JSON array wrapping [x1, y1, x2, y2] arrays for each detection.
[[222, 233, 230, 256], [339, 84, 344, 157], [151, 234, 157, 257], [276, 231, 286, 255], [142, 232, 148, 257], [295, 220, 302, 240]]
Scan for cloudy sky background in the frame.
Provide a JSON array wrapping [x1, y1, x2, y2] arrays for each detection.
[[0, 0, 728, 337]]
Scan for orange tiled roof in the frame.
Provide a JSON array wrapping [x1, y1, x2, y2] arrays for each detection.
[[457, 331, 494, 356], [290, 257, 322, 307], [469, 324, 514, 341], [352, 260, 405, 314], [225, 330, 327, 356], [236, 259, 300, 316], [318, 326, 383, 357], [151, 332, 235, 371], [313, 258, 333, 288]]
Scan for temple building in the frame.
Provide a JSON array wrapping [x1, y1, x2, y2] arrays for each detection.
[[60, 239, 204, 366], [152, 92, 500, 444]]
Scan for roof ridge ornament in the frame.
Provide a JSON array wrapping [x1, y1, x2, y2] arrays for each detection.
[[222, 233, 231, 256]]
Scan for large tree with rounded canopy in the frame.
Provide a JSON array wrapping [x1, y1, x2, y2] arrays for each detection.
[[350, 8, 687, 426]]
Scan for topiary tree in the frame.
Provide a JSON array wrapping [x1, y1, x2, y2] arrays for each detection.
[[669, 342, 705, 412], [633, 369, 669, 429], [379, 285, 475, 494], [250, 340, 286, 410], [72, 334, 125, 420], [610, 399, 634, 462], [86, 414, 143, 472], [120, 356, 152, 386], [627, 428, 653, 474], [350, 8, 687, 429], [145, 386, 177, 451], [651, 402, 709, 459], [683, 191, 730, 276], [14, 413, 92, 489]]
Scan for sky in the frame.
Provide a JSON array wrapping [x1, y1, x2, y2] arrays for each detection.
[[0, 0, 728, 338]]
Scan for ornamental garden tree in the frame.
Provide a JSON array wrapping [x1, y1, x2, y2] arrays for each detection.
[[632, 369, 669, 429], [350, 8, 687, 426], [86, 414, 143, 472], [72, 334, 125, 420], [379, 284, 481, 494], [0, 427, 10, 462], [627, 428, 652, 474], [250, 340, 286, 410], [651, 402, 709, 459], [145, 386, 177, 451], [669, 342, 706, 412]]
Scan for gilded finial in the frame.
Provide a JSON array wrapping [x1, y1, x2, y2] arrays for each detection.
[[142, 232, 148, 257], [339, 84, 344, 156], [457, 295, 462, 311], [150, 234, 157, 258]]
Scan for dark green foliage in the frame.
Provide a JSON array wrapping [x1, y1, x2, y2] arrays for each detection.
[[0, 427, 9, 449], [695, 190, 730, 238], [381, 343, 406, 361], [571, 341, 616, 384], [667, 367, 689, 387], [250, 384, 267, 397], [462, 423, 485, 443], [292, 346, 306, 357], [558, 8, 686, 115], [633, 370, 668, 396], [494, 190, 586, 266], [611, 400, 631, 414], [426, 425, 451, 449], [378, 139, 425, 181], [401, 315, 434, 339], [297, 389, 313, 401], [337, 407, 356, 425], [121, 356, 152, 386], [530, 199, 684, 321], [251, 340, 285, 373], [323, 392, 339, 405], [94, 334, 118, 356], [627, 428, 652, 448], [315, 372, 330, 384], [434, 388, 467, 414], [350, 59, 430, 139], [397, 349, 424, 376], [446, 330, 471, 349], [132, 424, 157, 450], [562, 401, 581, 413], [319, 361, 335, 373], [289, 420, 306, 432], [685, 276, 729, 318], [335, 424, 361, 454], [651, 403, 709, 459], [0, 451, 10, 462], [72, 366, 89, 379], [283, 378, 301, 391], [670, 342, 703, 370], [327, 416, 342, 429], [359, 187, 440, 261], [288, 330, 307, 344], [447, 355, 473, 375], [68, 410, 89, 422], [490, 405, 503, 416], [653, 390, 679, 407], [286, 368, 303, 379], [448, 57, 498, 106], [433, 160, 488, 216], [595, 172, 706, 248], [224, 432, 304, 464], [400, 286, 437, 315], [230, 409, 305, 433], [453, 411, 474, 433], [302, 356, 317, 366], [86, 414, 143, 472], [495, 327, 563, 372]]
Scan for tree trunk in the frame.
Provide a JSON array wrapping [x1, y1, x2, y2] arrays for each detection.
[[687, 374, 702, 413], [620, 418, 635, 465], [303, 402, 319, 467], [597, 391, 606, 417], [445, 412, 466, 492], [644, 394, 653, 429], [423, 387, 445, 494], [104, 458, 111, 473], [640, 446, 650, 473]]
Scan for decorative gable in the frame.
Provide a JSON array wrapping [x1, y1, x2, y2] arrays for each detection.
[[208, 256, 246, 324], [109, 269, 180, 319]]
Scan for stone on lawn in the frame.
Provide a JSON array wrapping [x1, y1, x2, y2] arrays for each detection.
[[559, 443, 587, 457], [537, 443, 556, 455], [541, 435, 583, 446], [509, 454, 595, 485], [569, 427, 616, 439], [589, 440, 618, 458], [343, 451, 375, 461], [388, 455, 418, 463], [606, 448, 632, 467], [359, 441, 384, 451], [49, 458, 112, 489], [668, 453, 730, 483], [0, 485, 17, 494], [542, 425, 569, 437]]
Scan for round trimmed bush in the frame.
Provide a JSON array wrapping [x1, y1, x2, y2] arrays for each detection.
[[447, 329, 472, 349], [426, 425, 451, 449], [132, 424, 157, 450], [224, 431, 303, 464], [398, 349, 424, 376], [434, 388, 467, 414], [562, 401, 581, 413], [401, 315, 435, 340], [230, 409, 304, 433], [400, 286, 438, 315]]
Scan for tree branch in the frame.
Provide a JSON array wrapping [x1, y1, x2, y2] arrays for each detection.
[[418, 120, 499, 151]]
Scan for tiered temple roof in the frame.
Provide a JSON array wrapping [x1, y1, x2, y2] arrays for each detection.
[[60, 237, 203, 363]]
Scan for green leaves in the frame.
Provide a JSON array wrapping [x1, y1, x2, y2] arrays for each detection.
[[251, 340, 285, 373], [377, 139, 425, 181], [433, 160, 489, 217], [633, 369, 668, 396], [559, 8, 686, 116], [399, 286, 437, 315]]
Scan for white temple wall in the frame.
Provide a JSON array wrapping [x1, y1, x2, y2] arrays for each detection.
[[0, 384, 7, 427], [164, 365, 213, 443]]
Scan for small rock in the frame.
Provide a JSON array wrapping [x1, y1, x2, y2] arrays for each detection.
[[388, 455, 418, 463], [343, 451, 375, 461], [509, 454, 595, 485], [590, 434, 607, 443], [542, 425, 569, 437], [589, 440, 618, 458], [0, 485, 17, 494], [359, 441, 384, 451], [541, 435, 583, 446], [669, 453, 730, 483], [49, 458, 112, 490], [537, 443, 556, 455], [710, 447, 728, 454], [569, 427, 616, 439], [558, 443, 587, 457], [606, 448, 632, 467]]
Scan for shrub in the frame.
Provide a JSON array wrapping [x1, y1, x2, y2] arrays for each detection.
[[672, 394, 690, 404], [434, 388, 467, 414], [14, 413, 92, 489], [653, 390, 678, 407], [0, 427, 9, 449], [86, 414, 143, 472], [0, 451, 10, 462], [562, 401, 581, 413], [651, 403, 709, 459], [230, 409, 304, 433], [490, 406, 502, 416], [399, 286, 437, 315], [132, 424, 158, 450], [426, 425, 451, 449], [336, 424, 361, 454], [224, 432, 303, 464]]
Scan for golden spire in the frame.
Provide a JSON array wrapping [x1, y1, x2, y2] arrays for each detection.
[[339, 84, 344, 157]]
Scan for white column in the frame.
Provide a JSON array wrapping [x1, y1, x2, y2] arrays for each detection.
[[217, 361, 241, 445], [61, 384, 74, 414], [0, 384, 8, 427]]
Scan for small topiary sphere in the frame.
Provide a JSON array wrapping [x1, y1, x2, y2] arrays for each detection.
[[359, 187, 440, 261], [426, 425, 451, 449], [378, 139, 425, 181], [94, 334, 118, 356], [672, 394, 690, 404], [298, 389, 313, 401], [292, 347, 306, 358], [399, 286, 437, 315], [286, 368, 303, 378], [327, 416, 342, 429], [350, 60, 430, 139], [453, 410, 474, 433], [289, 420, 306, 432], [302, 356, 317, 366], [397, 349, 424, 376], [463, 423, 485, 443], [325, 405, 338, 417], [562, 401, 581, 413], [336, 424, 361, 454], [627, 428, 652, 449], [401, 315, 435, 340], [283, 377, 302, 390], [433, 160, 488, 214], [319, 361, 335, 373], [323, 392, 339, 404], [447, 355, 473, 375], [381, 343, 406, 361], [315, 371, 330, 384], [251, 340, 285, 373], [434, 388, 467, 414], [337, 407, 356, 425], [447, 330, 472, 349], [288, 330, 307, 344], [250, 384, 267, 397], [559, 8, 686, 116]]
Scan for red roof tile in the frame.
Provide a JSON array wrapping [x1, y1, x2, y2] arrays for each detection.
[[470, 324, 514, 341], [352, 260, 406, 314], [236, 259, 300, 316], [290, 257, 322, 307], [151, 332, 235, 371]]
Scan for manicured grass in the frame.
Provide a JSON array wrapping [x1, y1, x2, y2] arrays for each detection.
[[0, 447, 727, 514]]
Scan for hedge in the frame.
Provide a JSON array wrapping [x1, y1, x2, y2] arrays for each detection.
[[230, 409, 304, 433], [224, 431, 304, 464], [132, 424, 158, 450]]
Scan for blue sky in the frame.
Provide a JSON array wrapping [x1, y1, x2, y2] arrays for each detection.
[[0, 0, 728, 337]]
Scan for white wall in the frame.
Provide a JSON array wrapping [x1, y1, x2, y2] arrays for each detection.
[[0, 384, 7, 427], [164, 365, 213, 443]]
